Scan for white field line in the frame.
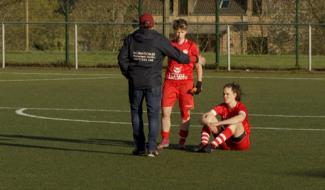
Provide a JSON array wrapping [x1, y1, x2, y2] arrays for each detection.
[[1, 106, 325, 118], [251, 127, 325, 131], [249, 113, 325, 118], [0, 76, 118, 82], [1, 106, 324, 118], [1, 71, 325, 81], [203, 75, 325, 81], [0, 72, 120, 77], [5, 107, 325, 132], [15, 108, 130, 125]]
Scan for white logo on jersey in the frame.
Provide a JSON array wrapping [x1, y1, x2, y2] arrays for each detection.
[[182, 49, 189, 54], [173, 66, 182, 74], [167, 66, 187, 80]]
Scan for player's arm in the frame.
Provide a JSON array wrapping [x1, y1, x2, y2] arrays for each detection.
[[191, 43, 205, 95], [200, 110, 220, 133], [195, 60, 203, 82], [193, 42, 207, 66], [190, 61, 203, 95], [215, 111, 246, 127], [159, 36, 190, 64]]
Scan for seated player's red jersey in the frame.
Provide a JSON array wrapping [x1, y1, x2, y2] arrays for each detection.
[[165, 39, 199, 81], [211, 102, 251, 136]]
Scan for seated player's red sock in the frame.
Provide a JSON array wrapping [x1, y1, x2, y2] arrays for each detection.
[[200, 126, 211, 145], [211, 127, 233, 148]]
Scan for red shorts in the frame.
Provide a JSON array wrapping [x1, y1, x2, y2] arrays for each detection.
[[219, 132, 250, 151], [162, 80, 194, 120]]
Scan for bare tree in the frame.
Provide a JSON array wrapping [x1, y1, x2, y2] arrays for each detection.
[[302, 0, 325, 54], [71, 0, 138, 52], [0, 0, 23, 21], [267, 0, 298, 54], [266, 0, 325, 55]]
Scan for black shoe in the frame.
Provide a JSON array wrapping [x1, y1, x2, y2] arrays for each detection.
[[147, 150, 159, 158], [132, 149, 146, 156], [193, 144, 209, 153]]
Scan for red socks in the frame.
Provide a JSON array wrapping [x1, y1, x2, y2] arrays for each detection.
[[200, 126, 211, 145], [211, 127, 233, 148], [179, 130, 189, 145], [161, 131, 170, 141]]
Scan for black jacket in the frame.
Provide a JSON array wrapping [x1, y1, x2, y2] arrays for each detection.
[[118, 28, 190, 89]]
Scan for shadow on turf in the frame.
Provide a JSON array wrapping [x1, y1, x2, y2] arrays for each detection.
[[286, 169, 325, 179], [165, 143, 198, 152], [0, 133, 135, 156], [0, 133, 204, 154]]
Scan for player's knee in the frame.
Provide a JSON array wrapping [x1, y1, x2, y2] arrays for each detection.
[[181, 110, 190, 121], [162, 111, 172, 119], [228, 123, 244, 134], [200, 113, 216, 126], [201, 125, 211, 133]]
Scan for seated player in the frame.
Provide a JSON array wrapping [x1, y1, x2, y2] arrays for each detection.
[[195, 82, 251, 152]]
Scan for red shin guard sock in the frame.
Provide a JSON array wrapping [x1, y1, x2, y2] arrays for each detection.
[[179, 130, 189, 145], [211, 127, 233, 148], [200, 126, 211, 145], [161, 131, 170, 140]]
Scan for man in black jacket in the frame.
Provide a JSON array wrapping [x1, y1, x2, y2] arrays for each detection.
[[118, 13, 198, 157]]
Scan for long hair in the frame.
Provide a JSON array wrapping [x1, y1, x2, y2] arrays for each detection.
[[223, 82, 243, 101]]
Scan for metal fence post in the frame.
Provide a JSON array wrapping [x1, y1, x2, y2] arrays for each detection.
[[138, 0, 143, 16], [2, 23, 5, 69], [25, 0, 30, 52], [295, 0, 300, 68], [227, 24, 231, 71], [215, 0, 220, 68], [163, 0, 170, 38], [65, 0, 70, 65], [75, 24, 78, 70], [308, 24, 312, 71]]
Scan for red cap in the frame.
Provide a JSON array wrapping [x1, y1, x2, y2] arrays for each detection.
[[139, 13, 154, 28]]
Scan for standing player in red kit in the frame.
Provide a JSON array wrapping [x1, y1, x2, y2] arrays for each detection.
[[195, 82, 251, 152], [158, 19, 206, 150]]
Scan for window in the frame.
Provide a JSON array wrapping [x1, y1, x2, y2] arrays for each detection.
[[220, 0, 230, 8], [253, 0, 262, 15], [170, 0, 174, 15], [235, 0, 247, 11], [178, 0, 188, 16]]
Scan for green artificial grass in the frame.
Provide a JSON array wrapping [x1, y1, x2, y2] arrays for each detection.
[[0, 68, 324, 190]]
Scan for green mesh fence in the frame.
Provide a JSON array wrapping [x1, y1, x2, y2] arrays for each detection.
[[0, 0, 324, 70]]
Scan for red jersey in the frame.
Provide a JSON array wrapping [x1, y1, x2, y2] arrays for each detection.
[[165, 39, 199, 81], [211, 102, 251, 135]]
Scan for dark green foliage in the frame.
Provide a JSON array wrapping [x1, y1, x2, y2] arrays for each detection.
[[55, 0, 78, 15]]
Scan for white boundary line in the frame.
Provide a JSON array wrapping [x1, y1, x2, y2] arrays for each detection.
[[2, 106, 324, 119], [15, 108, 129, 125], [0, 72, 120, 76], [249, 113, 325, 118], [0, 76, 119, 82], [1, 71, 325, 81], [251, 127, 325, 131], [5, 107, 324, 132], [203, 76, 325, 81]]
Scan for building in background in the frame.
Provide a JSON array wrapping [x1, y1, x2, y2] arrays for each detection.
[[145, 0, 267, 55]]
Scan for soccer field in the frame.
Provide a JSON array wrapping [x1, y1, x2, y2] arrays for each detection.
[[0, 68, 324, 190]]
